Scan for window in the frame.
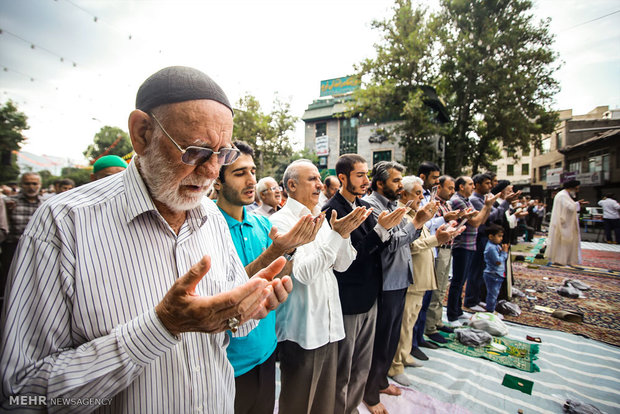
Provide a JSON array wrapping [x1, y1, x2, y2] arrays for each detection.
[[555, 161, 562, 168], [568, 160, 581, 173], [541, 138, 550, 154], [556, 132, 562, 149], [339, 118, 358, 155], [507, 165, 514, 176], [315, 122, 326, 137], [489, 165, 498, 173], [522, 146, 530, 156], [521, 163, 529, 175], [372, 150, 392, 164], [539, 165, 549, 182]]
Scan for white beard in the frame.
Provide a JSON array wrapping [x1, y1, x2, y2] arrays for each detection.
[[139, 145, 211, 212]]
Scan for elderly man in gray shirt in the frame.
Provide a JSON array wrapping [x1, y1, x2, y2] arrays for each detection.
[[362, 161, 436, 414]]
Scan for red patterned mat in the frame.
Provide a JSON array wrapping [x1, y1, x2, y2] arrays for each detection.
[[581, 249, 620, 271], [504, 259, 620, 347]]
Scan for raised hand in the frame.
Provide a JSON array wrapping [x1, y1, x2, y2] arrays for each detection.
[[484, 192, 501, 207], [329, 207, 372, 238], [502, 243, 510, 252], [155, 255, 291, 336], [443, 209, 460, 222], [413, 200, 438, 229], [505, 190, 522, 202], [377, 207, 406, 230], [269, 213, 325, 253]]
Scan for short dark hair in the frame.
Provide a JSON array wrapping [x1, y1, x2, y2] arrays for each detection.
[[473, 173, 492, 185], [324, 176, 336, 188], [417, 161, 440, 177], [58, 178, 75, 187], [371, 161, 405, 191], [454, 176, 469, 192], [438, 175, 454, 186], [485, 223, 504, 237], [485, 171, 497, 180], [219, 140, 254, 182], [336, 154, 366, 182]]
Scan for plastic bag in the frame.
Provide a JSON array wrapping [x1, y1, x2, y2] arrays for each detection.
[[564, 279, 591, 291], [558, 286, 581, 299], [511, 287, 526, 298], [456, 328, 493, 347], [563, 398, 603, 414], [468, 312, 509, 337], [496, 300, 522, 316]]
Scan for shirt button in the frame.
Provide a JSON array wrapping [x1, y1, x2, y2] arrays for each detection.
[[193, 365, 200, 372], [244, 237, 247, 241]]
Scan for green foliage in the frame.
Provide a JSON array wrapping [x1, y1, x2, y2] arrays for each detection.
[[0, 100, 29, 183], [83, 126, 133, 162], [60, 167, 91, 187], [436, 0, 560, 174], [233, 94, 297, 178], [349, 0, 559, 176], [348, 0, 446, 172]]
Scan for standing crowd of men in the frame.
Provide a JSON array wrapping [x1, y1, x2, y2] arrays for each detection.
[[0, 66, 593, 414]]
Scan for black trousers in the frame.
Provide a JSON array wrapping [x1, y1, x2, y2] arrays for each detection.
[[363, 288, 407, 406], [603, 218, 620, 242], [234, 351, 276, 414]]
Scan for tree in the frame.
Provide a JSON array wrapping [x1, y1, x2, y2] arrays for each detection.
[[436, 0, 560, 174], [83, 126, 133, 163], [60, 167, 91, 187], [233, 94, 297, 178], [0, 100, 29, 183], [347, 0, 447, 173]]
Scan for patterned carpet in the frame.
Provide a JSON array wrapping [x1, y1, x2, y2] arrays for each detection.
[[503, 256, 620, 347]]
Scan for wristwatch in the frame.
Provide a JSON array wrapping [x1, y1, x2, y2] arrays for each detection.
[[283, 249, 296, 261]]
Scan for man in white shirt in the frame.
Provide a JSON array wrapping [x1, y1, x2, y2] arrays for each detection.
[[0, 66, 291, 413], [254, 177, 281, 217], [270, 159, 370, 414], [599, 193, 620, 243]]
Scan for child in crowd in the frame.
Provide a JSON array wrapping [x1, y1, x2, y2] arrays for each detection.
[[483, 224, 509, 313]]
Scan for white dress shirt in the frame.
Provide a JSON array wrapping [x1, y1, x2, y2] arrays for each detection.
[[270, 197, 356, 350], [599, 198, 620, 219], [0, 160, 255, 413]]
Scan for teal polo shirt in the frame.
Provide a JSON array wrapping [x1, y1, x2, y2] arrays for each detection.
[[219, 206, 278, 376]]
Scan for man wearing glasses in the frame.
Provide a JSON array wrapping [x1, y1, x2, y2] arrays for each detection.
[[0, 66, 292, 413], [254, 177, 282, 217]]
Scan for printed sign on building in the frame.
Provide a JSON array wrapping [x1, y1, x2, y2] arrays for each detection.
[[546, 168, 563, 189], [320, 76, 361, 97], [316, 135, 329, 156]]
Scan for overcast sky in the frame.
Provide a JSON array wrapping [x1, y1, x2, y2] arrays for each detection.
[[1, 0, 619, 164]]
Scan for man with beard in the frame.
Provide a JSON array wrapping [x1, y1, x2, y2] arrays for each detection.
[[322, 154, 408, 414], [447, 176, 500, 325], [0, 172, 43, 303], [0, 66, 292, 413], [215, 142, 322, 414], [362, 161, 436, 414], [271, 159, 370, 414], [545, 180, 588, 265], [465, 173, 518, 312]]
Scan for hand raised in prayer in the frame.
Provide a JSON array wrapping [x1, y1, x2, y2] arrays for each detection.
[[435, 222, 463, 244], [484, 192, 501, 207], [577, 199, 589, 205], [505, 190, 522, 202], [443, 209, 460, 222], [502, 243, 510, 252], [329, 207, 372, 238], [377, 207, 407, 230], [155, 255, 292, 335], [269, 213, 325, 254], [413, 200, 438, 229]]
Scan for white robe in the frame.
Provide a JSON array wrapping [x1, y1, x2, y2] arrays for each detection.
[[545, 189, 581, 265]]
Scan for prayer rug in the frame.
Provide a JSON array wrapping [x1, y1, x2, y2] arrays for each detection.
[[432, 331, 540, 373], [505, 261, 620, 347]]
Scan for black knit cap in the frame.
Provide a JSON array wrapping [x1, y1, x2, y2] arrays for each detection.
[[563, 179, 580, 189], [135, 66, 233, 114]]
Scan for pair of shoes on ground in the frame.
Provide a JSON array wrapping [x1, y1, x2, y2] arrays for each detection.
[[551, 309, 584, 323]]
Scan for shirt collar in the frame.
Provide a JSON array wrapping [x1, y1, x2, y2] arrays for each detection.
[[372, 191, 397, 209], [285, 196, 320, 217], [123, 156, 209, 226], [218, 206, 252, 229]]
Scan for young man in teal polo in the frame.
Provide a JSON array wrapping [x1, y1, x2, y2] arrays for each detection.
[[214, 141, 321, 413]]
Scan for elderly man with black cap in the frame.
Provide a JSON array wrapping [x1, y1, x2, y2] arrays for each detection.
[[0, 66, 292, 413], [545, 180, 588, 266]]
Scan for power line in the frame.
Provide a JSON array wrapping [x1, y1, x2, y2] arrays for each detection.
[[560, 9, 620, 32]]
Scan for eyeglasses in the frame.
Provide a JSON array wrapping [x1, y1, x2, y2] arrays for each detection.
[[262, 186, 282, 193], [150, 113, 240, 166]]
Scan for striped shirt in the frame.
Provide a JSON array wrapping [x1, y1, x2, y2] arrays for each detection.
[[5, 193, 43, 243], [449, 192, 477, 251], [0, 160, 255, 413]]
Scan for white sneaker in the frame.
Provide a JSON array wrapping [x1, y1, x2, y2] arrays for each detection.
[[458, 312, 472, 320], [478, 302, 487, 307], [470, 305, 486, 312], [448, 320, 463, 327]]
